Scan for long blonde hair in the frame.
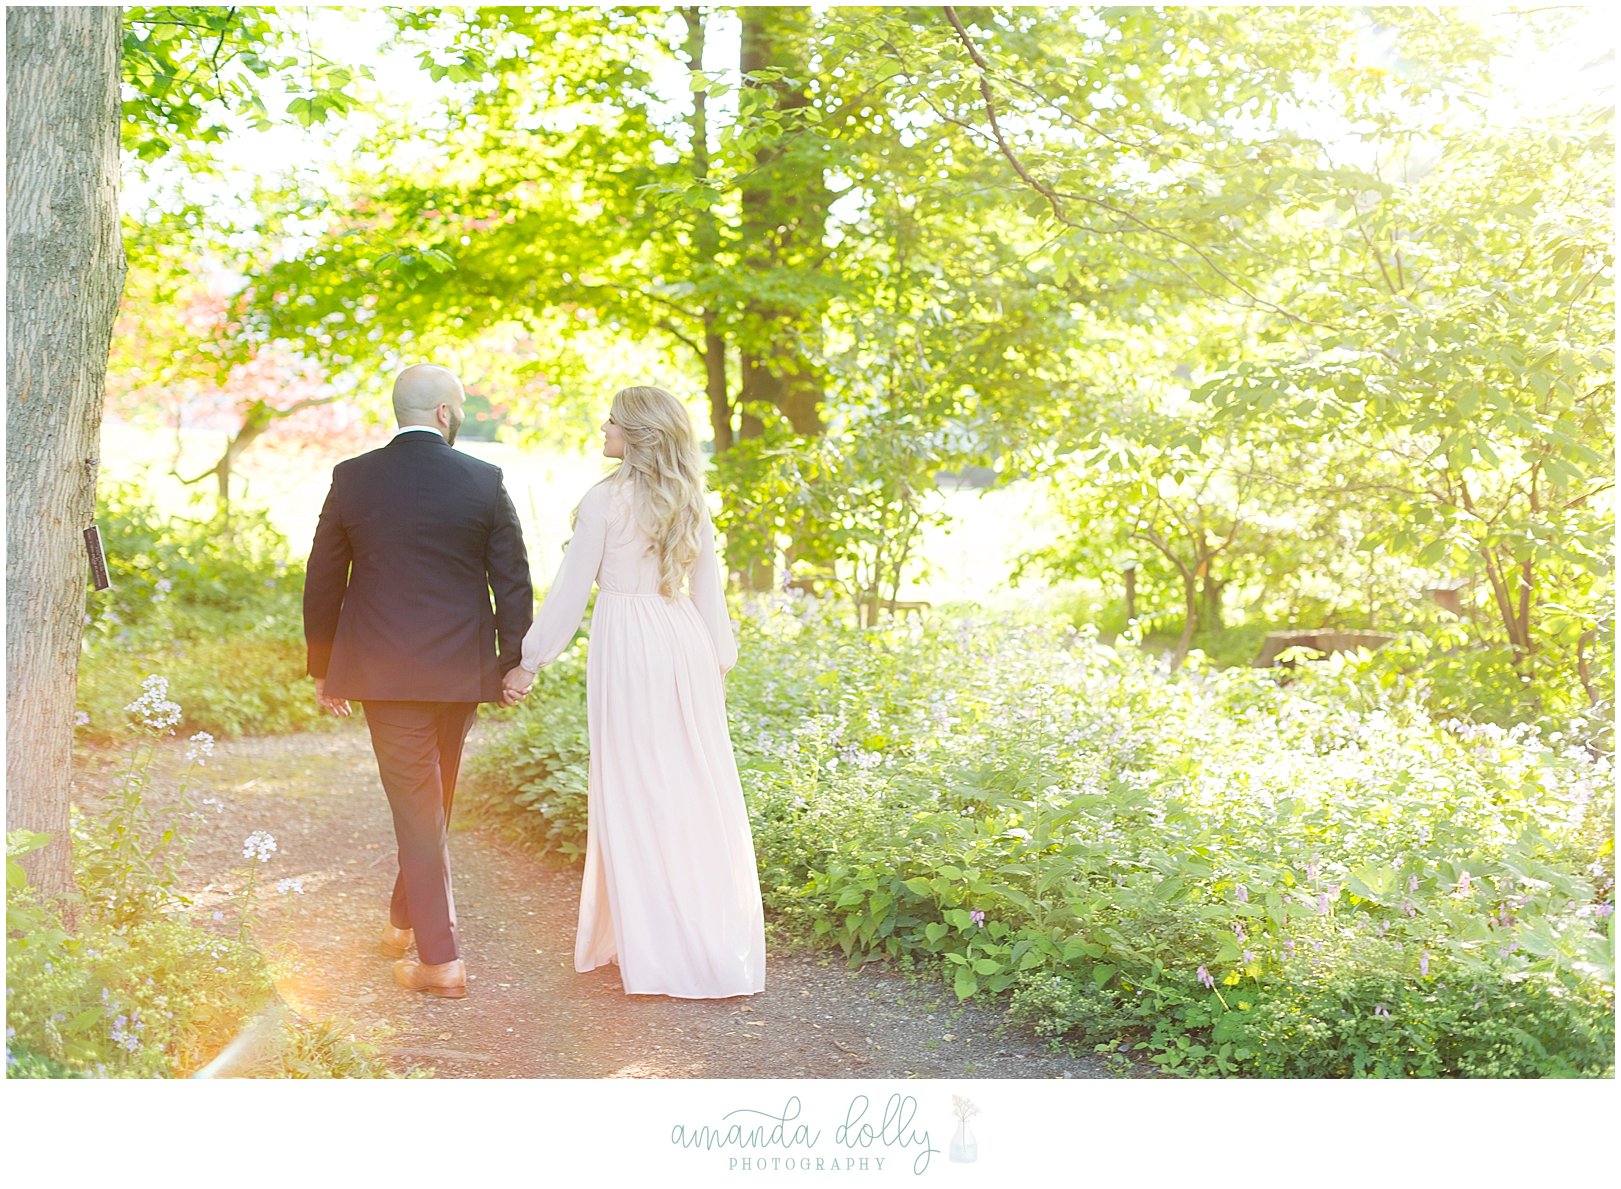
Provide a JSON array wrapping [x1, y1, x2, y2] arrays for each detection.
[[606, 385, 706, 597]]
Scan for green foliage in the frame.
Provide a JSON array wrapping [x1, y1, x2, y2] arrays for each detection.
[[470, 599, 1614, 1077], [465, 647, 593, 862], [1190, 90, 1613, 720], [7, 711, 395, 1077], [712, 413, 960, 619], [80, 637, 324, 741], [123, 6, 369, 167], [1008, 971, 1136, 1044], [180, 7, 1608, 649], [70, 728, 198, 927], [77, 484, 327, 740], [268, 1018, 414, 1080]]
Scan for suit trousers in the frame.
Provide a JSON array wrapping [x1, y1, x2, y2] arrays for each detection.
[[361, 700, 478, 966]]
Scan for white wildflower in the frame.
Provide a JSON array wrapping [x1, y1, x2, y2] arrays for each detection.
[[124, 675, 182, 732], [185, 731, 215, 764]]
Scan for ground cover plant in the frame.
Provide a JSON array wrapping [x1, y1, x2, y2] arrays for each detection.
[[468, 595, 1615, 1077], [8, 681, 397, 1078]]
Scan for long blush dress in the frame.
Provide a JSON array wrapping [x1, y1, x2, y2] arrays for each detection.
[[519, 477, 766, 998]]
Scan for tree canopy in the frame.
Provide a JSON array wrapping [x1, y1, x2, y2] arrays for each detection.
[[106, 4, 1613, 718]]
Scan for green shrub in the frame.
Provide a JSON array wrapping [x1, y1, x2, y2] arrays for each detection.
[[76, 484, 329, 741], [467, 594, 1616, 1078], [78, 637, 325, 741], [465, 647, 592, 860], [1008, 970, 1135, 1044]]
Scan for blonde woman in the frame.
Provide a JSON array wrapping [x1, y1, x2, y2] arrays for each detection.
[[502, 386, 766, 999]]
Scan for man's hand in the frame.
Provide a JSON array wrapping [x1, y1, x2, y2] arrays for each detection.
[[501, 665, 536, 707], [315, 677, 351, 717]]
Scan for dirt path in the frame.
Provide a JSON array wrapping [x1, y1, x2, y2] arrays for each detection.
[[100, 723, 1130, 1080]]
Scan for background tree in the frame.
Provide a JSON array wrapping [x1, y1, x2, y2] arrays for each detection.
[[1197, 69, 1614, 717], [113, 5, 370, 524]]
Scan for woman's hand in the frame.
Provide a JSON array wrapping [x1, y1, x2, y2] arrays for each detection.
[[502, 665, 537, 706]]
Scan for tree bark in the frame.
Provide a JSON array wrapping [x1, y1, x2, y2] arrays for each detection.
[[6, 5, 128, 902], [681, 7, 733, 455], [1199, 573, 1226, 632]]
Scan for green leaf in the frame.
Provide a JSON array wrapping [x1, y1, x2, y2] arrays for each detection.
[[6, 830, 54, 859], [1346, 864, 1399, 904], [1062, 937, 1103, 961], [1154, 878, 1185, 902], [1416, 539, 1449, 567]]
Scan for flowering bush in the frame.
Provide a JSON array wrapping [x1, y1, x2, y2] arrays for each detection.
[[471, 594, 1614, 1077]]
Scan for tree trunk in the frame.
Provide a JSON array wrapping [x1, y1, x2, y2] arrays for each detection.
[[5, 5, 128, 903], [704, 314, 730, 453], [681, 7, 733, 456], [1172, 572, 1198, 672], [736, 4, 829, 589], [1199, 573, 1226, 632]]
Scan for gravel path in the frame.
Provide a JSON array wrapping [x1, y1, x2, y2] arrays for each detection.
[[87, 723, 1136, 1080]]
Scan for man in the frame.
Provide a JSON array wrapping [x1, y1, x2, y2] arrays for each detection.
[[303, 364, 533, 999]]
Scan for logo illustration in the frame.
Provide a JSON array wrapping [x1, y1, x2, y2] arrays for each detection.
[[949, 1096, 979, 1163]]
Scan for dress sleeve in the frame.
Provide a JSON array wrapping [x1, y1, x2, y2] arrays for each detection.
[[519, 485, 608, 670], [691, 504, 738, 674]]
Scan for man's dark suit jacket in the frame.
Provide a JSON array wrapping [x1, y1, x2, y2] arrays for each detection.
[[303, 430, 533, 703]]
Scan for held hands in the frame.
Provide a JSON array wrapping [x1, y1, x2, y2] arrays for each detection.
[[502, 664, 537, 707], [314, 677, 351, 717]]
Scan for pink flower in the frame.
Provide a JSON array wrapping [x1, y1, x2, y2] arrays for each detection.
[[1419, 950, 1430, 977], [969, 909, 985, 926], [1196, 966, 1215, 990]]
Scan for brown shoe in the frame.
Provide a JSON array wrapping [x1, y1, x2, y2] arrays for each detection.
[[380, 923, 414, 958], [393, 957, 467, 999]]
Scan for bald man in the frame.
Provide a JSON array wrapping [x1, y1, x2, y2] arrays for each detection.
[[303, 364, 533, 999]]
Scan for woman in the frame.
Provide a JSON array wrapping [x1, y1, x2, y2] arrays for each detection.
[[502, 386, 766, 999]]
